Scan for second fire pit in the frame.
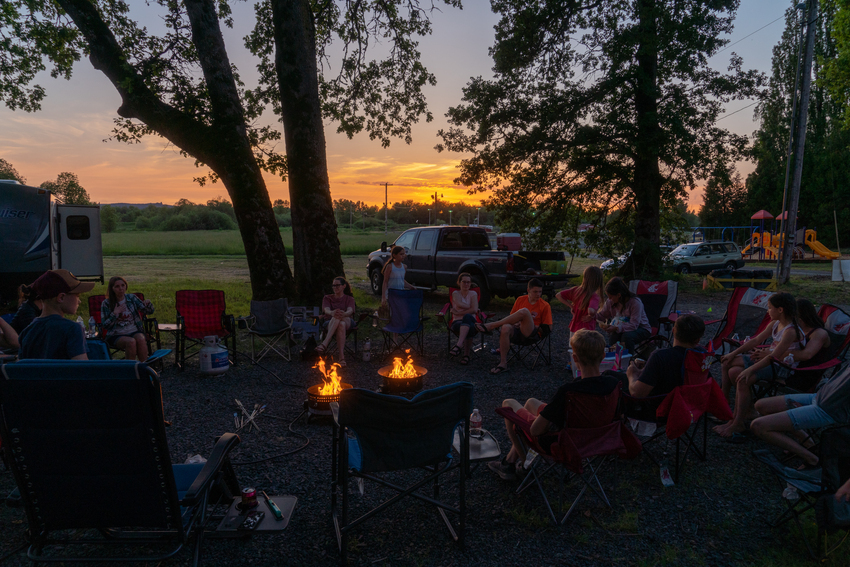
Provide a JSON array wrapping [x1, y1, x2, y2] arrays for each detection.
[[378, 354, 427, 394]]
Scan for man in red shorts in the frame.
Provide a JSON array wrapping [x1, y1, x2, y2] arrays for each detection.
[[488, 329, 620, 480]]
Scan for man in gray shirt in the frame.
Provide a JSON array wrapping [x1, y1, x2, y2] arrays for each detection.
[[751, 364, 850, 469]]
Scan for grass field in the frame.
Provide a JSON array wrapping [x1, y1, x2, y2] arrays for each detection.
[[102, 229, 404, 256]]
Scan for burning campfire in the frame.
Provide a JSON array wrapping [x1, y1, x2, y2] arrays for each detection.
[[306, 357, 352, 421], [378, 351, 427, 394]]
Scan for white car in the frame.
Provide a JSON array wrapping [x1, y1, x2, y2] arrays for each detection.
[[600, 251, 630, 272]]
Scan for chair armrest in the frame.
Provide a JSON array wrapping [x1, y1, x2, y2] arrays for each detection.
[[222, 313, 236, 334], [705, 318, 723, 326], [437, 303, 450, 324], [182, 432, 241, 506]]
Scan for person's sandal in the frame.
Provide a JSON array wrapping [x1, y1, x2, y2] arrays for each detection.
[[489, 364, 509, 375], [475, 322, 492, 335], [459, 355, 470, 366], [315, 344, 327, 354], [449, 345, 462, 357]]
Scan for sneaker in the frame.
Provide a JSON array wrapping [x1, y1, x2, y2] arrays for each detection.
[[488, 459, 517, 481]]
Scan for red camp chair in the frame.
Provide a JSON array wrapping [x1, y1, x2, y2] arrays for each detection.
[[621, 349, 733, 484], [755, 304, 850, 399], [495, 385, 641, 524], [706, 287, 773, 356], [175, 290, 236, 371], [87, 292, 162, 355], [436, 286, 491, 358], [628, 280, 678, 348]]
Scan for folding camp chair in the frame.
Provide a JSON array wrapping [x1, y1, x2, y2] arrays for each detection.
[[436, 286, 490, 358], [175, 290, 237, 371], [0, 360, 243, 566], [88, 292, 162, 355], [380, 289, 428, 360], [507, 325, 552, 369], [621, 349, 733, 484], [754, 425, 850, 561], [495, 384, 641, 524], [85, 338, 171, 366], [705, 286, 773, 356], [330, 382, 473, 565], [628, 280, 678, 349], [320, 312, 370, 359], [244, 298, 291, 363]]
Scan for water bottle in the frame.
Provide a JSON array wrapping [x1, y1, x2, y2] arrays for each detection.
[[88, 316, 96, 335], [524, 448, 538, 469], [363, 338, 372, 362], [743, 336, 751, 344], [731, 333, 739, 342], [76, 316, 85, 334], [469, 409, 482, 439], [783, 352, 795, 366], [372, 310, 378, 327]]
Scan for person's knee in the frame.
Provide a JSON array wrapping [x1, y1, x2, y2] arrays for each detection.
[[503, 398, 521, 409], [754, 398, 768, 414], [750, 417, 769, 437]]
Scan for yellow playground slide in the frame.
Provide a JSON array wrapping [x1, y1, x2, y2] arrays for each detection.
[[805, 230, 840, 260]]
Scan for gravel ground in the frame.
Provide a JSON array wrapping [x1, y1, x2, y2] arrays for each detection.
[[0, 282, 843, 567]]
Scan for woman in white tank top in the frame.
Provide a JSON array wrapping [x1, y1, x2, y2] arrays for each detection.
[[381, 245, 414, 305]]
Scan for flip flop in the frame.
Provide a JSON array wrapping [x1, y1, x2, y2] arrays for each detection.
[[725, 432, 748, 444], [449, 345, 462, 357], [475, 322, 492, 335], [459, 355, 470, 366], [489, 365, 509, 375], [315, 344, 327, 354]]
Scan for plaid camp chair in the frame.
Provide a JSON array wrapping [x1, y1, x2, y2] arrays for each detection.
[[628, 280, 678, 349], [621, 349, 732, 484], [705, 286, 774, 357], [495, 383, 641, 524], [175, 290, 236, 371], [0, 360, 243, 566], [88, 292, 162, 354], [330, 382, 473, 565], [380, 289, 429, 360], [755, 425, 850, 561]]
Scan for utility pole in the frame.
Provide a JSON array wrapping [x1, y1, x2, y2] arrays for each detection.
[[779, 0, 817, 284], [349, 202, 353, 229], [428, 208, 432, 225], [377, 182, 394, 234]]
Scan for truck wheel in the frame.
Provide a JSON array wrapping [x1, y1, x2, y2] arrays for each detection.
[[370, 268, 383, 296], [470, 275, 491, 308], [677, 264, 690, 274]]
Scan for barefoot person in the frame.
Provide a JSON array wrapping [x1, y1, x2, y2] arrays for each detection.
[[101, 276, 155, 362], [316, 277, 355, 366], [18, 269, 94, 360], [477, 278, 552, 375], [488, 330, 619, 480], [713, 292, 804, 439]]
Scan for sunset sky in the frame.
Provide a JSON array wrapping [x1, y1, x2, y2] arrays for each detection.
[[0, 1, 787, 211]]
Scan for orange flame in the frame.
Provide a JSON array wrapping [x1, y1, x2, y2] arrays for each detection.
[[313, 357, 343, 395], [388, 351, 420, 379]]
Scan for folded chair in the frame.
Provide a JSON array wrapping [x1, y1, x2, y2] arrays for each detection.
[[753, 304, 850, 400], [754, 425, 850, 561], [495, 384, 641, 524], [705, 286, 773, 356], [628, 280, 678, 349], [380, 289, 429, 360], [86, 338, 172, 366], [507, 325, 552, 369], [330, 382, 473, 565], [436, 286, 490, 358], [175, 290, 237, 371], [0, 360, 242, 566], [621, 349, 733, 484], [244, 298, 291, 363], [88, 292, 162, 355]]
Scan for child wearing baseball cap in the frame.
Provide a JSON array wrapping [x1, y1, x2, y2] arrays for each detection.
[[18, 269, 95, 360]]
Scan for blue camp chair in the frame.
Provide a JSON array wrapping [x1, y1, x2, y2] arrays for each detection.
[[0, 360, 241, 566], [380, 289, 428, 360], [330, 382, 473, 565], [86, 338, 171, 365]]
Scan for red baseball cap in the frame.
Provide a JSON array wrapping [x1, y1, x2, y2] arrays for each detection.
[[31, 269, 95, 299]]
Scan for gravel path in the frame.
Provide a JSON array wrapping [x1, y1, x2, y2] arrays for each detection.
[[0, 282, 839, 566]]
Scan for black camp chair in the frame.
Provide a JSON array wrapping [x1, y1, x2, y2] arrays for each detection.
[[0, 360, 241, 566], [330, 382, 473, 565]]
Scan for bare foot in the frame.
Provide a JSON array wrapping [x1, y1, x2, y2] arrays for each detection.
[[715, 423, 745, 438], [712, 422, 731, 435]]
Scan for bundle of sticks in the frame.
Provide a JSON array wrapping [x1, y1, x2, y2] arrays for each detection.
[[234, 399, 267, 433]]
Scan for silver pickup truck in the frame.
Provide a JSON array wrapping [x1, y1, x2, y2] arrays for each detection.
[[366, 226, 575, 308]]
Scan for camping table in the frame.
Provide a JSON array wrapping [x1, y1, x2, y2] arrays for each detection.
[[157, 323, 180, 366], [453, 427, 501, 476]]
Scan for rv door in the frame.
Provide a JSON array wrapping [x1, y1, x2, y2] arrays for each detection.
[[55, 204, 104, 281]]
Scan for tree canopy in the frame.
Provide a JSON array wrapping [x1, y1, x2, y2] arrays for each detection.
[[0, 158, 26, 183], [40, 171, 91, 204], [438, 0, 763, 277]]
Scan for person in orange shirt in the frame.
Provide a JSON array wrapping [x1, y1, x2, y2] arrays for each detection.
[[477, 278, 552, 374]]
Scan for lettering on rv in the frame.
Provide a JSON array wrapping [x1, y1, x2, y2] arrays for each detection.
[[0, 209, 34, 219]]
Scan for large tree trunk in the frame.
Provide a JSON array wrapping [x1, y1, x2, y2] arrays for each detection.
[[60, 0, 295, 300], [625, 0, 663, 280], [272, 0, 345, 303]]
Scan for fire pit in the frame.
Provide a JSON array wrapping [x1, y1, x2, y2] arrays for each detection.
[[378, 353, 427, 394], [306, 358, 352, 421]]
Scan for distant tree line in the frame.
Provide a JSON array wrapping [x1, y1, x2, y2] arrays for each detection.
[[332, 198, 495, 230]]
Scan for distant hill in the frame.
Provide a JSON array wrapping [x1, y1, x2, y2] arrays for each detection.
[[106, 202, 172, 209]]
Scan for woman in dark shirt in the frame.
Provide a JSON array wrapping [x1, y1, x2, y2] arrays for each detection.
[[316, 277, 355, 366], [10, 284, 43, 333]]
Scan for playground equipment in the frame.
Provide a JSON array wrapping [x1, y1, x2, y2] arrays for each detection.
[[742, 229, 838, 260], [805, 229, 840, 259]]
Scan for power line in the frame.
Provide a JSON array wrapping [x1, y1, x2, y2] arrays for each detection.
[[713, 14, 787, 58], [716, 101, 758, 121]]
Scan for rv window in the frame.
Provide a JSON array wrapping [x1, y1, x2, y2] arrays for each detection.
[[66, 216, 91, 240]]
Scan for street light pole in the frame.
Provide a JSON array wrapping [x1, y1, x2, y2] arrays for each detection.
[[449, 210, 453, 224], [428, 209, 432, 225], [477, 207, 481, 225]]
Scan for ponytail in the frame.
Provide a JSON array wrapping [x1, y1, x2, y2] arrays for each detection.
[[382, 246, 405, 275]]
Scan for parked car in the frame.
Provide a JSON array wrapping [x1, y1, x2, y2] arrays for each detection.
[[664, 241, 745, 274], [366, 226, 574, 308], [600, 251, 630, 272]]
